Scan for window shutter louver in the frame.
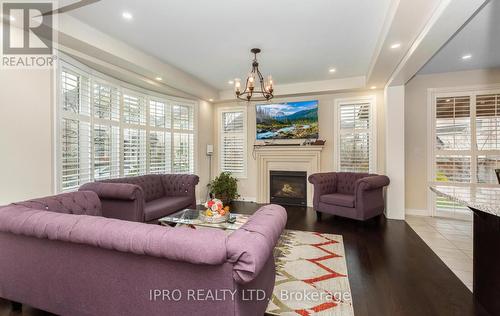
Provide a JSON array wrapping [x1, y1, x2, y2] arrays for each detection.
[[173, 133, 194, 173], [61, 68, 90, 115], [93, 125, 120, 180], [93, 82, 120, 121], [172, 103, 195, 173], [338, 102, 372, 173], [149, 131, 171, 174], [476, 94, 500, 183], [123, 128, 147, 176], [434, 96, 472, 215], [435, 97, 471, 150], [221, 110, 246, 177], [60, 67, 91, 192], [123, 93, 146, 125]]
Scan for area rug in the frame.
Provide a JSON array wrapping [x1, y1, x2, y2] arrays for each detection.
[[266, 230, 354, 316]]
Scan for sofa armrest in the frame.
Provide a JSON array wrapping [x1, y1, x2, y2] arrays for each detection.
[[79, 182, 144, 201], [79, 182, 146, 222], [355, 175, 390, 192], [226, 204, 287, 284], [308, 172, 337, 209]]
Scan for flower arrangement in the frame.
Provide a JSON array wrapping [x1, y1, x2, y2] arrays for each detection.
[[202, 198, 230, 220]]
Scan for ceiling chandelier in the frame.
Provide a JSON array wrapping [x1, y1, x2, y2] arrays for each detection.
[[234, 48, 274, 101]]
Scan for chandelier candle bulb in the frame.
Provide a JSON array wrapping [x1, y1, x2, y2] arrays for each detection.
[[234, 79, 241, 92]]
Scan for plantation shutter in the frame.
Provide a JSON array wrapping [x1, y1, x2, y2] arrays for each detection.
[[123, 128, 147, 176], [149, 100, 171, 174], [60, 67, 91, 191], [434, 96, 471, 183], [476, 94, 500, 183], [58, 59, 197, 192], [93, 81, 120, 121], [93, 125, 120, 180], [123, 93, 146, 125], [173, 133, 194, 173], [172, 104, 195, 173], [221, 110, 246, 177], [433, 96, 472, 216], [338, 102, 372, 173]]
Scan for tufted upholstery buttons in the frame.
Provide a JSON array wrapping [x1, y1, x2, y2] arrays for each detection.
[[161, 174, 199, 197], [335, 172, 372, 194], [14, 191, 102, 216]]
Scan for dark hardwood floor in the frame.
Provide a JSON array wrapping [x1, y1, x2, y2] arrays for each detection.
[[0, 202, 489, 316]]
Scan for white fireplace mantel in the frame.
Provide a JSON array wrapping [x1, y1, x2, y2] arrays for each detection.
[[254, 145, 324, 207]]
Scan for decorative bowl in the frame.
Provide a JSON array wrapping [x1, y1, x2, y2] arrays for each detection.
[[199, 211, 229, 223]]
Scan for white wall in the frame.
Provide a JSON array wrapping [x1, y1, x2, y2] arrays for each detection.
[[405, 68, 500, 212], [0, 69, 54, 205], [384, 85, 405, 220], [212, 90, 386, 200], [196, 100, 214, 201]]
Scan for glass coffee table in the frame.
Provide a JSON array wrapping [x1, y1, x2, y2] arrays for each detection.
[[158, 208, 249, 231]]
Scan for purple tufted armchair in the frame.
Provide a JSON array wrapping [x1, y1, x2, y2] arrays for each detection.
[[80, 174, 199, 223], [308, 172, 390, 221]]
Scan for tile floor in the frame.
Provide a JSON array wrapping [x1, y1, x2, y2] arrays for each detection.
[[406, 215, 473, 291]]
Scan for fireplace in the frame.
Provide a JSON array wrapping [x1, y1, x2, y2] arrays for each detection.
[[270, 171, 307, 206]]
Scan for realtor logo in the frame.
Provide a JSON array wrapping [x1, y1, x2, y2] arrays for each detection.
[[3, 2, 53, 54], [1, 1, 56, 67]]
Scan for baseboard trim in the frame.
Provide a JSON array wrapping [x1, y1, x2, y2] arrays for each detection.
[[199, 197, 257, 204], [406, 208, 431, 216], [237, 196, 257, 202]]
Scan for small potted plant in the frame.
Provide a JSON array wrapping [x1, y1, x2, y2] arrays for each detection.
[[209, 172, 240, 205]]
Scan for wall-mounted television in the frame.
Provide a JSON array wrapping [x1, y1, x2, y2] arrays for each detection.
[[256, 100, 319, 140]]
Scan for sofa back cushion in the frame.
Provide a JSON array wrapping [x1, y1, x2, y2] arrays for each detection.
[[161, 174, 199, 197], [102, 175, 164, 202], [335, 172, 373, 194], [13, 191, 102, 216]]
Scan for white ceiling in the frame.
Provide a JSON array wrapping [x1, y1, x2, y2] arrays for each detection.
[[65, 0, 392, 90], [419, 0, 500, 74]]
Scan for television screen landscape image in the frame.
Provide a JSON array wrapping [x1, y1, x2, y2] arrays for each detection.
[[256, 100, 319, 140]]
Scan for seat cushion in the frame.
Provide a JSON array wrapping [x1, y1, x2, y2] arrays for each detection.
[[144, 196, 193, 221], [320, 193, 355, 208]]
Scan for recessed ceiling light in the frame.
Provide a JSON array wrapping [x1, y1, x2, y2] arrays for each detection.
[[446, 99, 451, 102], [209, 98, 214, 102], [390, 43, 401, 49], [370, 86, 377, 90], [155, 76, 162, 81], [462, 54, 472, 60], [122, 12, 133, 20], [228, 80, 234, 85], [329, 68, 336, 73]]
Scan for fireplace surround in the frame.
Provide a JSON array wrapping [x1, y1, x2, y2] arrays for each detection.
[[270, 171, 307, 206], [255, 145, 323, 207]]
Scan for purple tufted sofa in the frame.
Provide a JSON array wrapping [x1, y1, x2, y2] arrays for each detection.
[[308, 172, 390, 221], [0, 191, 287, 316], [79, 174, 199, 222]]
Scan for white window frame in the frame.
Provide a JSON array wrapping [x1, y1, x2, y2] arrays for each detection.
[[218, 106, 248, 179], [55, 55, 197, 192], [427, 84, 500, 217], [334, 96, 377, 173]]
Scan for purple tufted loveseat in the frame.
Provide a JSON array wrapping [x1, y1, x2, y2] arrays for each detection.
[[79, 174, 199, 222], [0, 191, 287, 316], [308, 172, 390, 221]]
